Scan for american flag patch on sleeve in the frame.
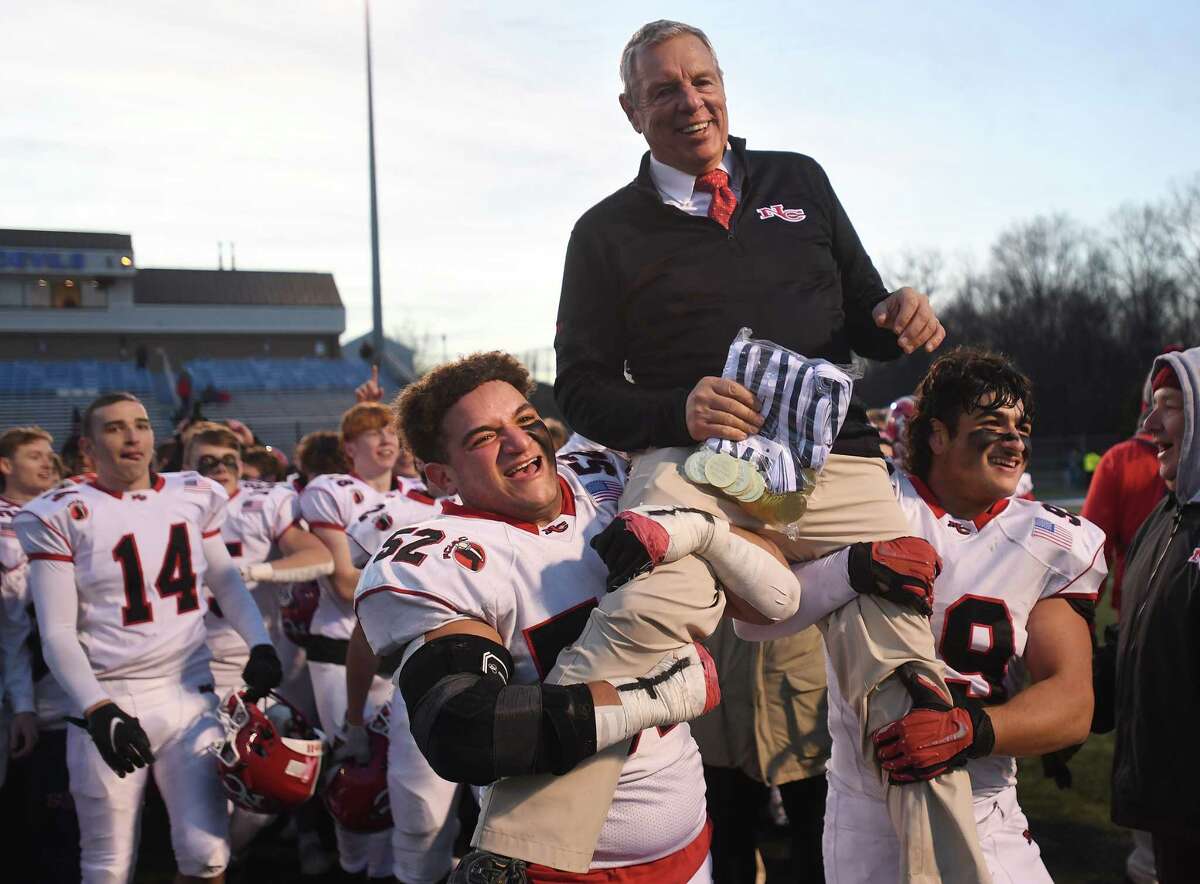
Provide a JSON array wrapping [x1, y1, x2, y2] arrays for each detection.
[[583, 479, 623, 504], [1032, 517, 1073, 550]]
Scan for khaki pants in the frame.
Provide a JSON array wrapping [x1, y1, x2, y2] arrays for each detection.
[[477, 449, 989, 881]]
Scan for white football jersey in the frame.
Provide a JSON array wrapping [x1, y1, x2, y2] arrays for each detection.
[[300, 473, 412, 640], [355, 451, 706, 868], [827, 473, 1106, 801], [204, 480, 301, 660], [0, 494, 73, 727], [13, 473, 227, 685], [346, 479, 442, 570]]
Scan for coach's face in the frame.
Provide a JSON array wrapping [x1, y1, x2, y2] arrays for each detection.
[[1145, 386, 1185, 488], [619, 34, 728, 176], [427, 381, 561, 524], [83, 400, 154, 489]]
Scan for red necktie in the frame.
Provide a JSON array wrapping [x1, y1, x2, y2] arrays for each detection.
[[694, 168, 737, 229]]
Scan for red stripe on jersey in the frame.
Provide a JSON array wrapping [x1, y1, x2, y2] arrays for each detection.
[[441, 476, 575, 535], [307, 521, 346, 532], [527, 818, 711, 883], [1053, 543, 1103, 598], [28, 552, 74, 562], [405, 488, 437, 506], [907, 473, 1010, 529], [202, 529, 222, 538], [353, 585, 462, 616]]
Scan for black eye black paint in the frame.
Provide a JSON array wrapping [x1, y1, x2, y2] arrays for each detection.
[[524, 418, 557, 462], [968, 428, 1030, 462]]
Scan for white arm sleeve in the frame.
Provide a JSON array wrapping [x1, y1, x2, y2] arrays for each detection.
[[28, 559, 108, 712], [247, 560, 335, 583], [734, 547, 857, 641], [204, 536, 272, 649]]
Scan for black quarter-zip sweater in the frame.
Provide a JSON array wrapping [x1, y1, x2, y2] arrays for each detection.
[[553, 135, 903, 457]]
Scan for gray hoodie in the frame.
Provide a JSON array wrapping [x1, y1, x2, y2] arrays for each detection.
[[1111, 346, 1200, 831]]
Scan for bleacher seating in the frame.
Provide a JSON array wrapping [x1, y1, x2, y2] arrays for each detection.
[[0, 392, 175, 448], [183, 358, 366, 393], [0, 360, 158, 396], [0, 357, 383, 455]]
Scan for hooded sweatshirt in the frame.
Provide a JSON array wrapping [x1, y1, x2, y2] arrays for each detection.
[[1111, 348, 1200, 831]]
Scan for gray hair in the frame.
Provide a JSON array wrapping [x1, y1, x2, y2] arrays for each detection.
[[619, 20, 721, 99]]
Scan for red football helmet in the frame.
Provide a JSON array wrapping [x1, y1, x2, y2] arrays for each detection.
[[280, 581, 320, 646], [213, 690, 326, 814], [323, 704, 392, 833], [884, 396, 918, 462]]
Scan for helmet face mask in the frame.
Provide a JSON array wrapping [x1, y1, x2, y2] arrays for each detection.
[[213, 690, 326, 813]]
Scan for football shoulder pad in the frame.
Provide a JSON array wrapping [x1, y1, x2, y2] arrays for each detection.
[[999, 498, 1107, 598]]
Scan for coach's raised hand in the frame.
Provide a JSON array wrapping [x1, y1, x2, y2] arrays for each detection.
[[872, 287, 946, 354], [85, 701, 155, 777]]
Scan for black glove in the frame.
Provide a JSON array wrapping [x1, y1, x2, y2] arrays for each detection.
[[847, 537, 942, 616], [86, 702, 155, 777], [872, 663, 995, 784], [242, 644, 283, 701]]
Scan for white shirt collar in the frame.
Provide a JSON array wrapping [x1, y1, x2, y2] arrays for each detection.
[[648, 147, 736, 206]]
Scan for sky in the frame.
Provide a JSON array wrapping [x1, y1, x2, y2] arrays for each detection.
[[4, 1, 1198, 362]]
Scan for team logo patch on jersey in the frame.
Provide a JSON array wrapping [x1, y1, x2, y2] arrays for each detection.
[[373, 512, 394, 531], [756, 203, 806, 222], [68, 501, 89, 521], [542, 521, 569, 535], [1032, 517, 1073, 550], [445, 537, 486, 572], [352, 490, 364, 504]]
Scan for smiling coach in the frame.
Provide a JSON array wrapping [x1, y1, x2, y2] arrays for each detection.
[[468, 19, 978, 880]]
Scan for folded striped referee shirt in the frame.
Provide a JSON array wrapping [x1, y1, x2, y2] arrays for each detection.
[[706, 329, 853, 494]]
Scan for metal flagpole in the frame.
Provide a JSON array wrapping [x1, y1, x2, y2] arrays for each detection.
[[365, 0, 384, 366]]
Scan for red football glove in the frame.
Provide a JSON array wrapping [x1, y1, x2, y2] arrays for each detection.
[[872, 663, 995, 784], [847, 537, 941, 616]]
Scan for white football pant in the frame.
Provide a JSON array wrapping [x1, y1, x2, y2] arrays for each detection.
[[388, 692, 463, 883], [824, 782, 1051, 884], [67, 674, 229, 884]]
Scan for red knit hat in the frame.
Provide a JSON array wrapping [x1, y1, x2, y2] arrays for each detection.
[[1152, 363, 1181, 393]]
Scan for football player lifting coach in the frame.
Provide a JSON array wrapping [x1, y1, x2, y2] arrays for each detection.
[[471, 19, 992, 883]]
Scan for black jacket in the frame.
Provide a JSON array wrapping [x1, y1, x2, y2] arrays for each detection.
[[553, 136, 901, 456], [1111, 492, 1200, 830]]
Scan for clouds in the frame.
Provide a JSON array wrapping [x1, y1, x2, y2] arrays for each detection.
[[3, 1, 1197, 355]]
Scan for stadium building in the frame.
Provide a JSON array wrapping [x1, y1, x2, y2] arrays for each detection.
[[0, 228, 416, 449]]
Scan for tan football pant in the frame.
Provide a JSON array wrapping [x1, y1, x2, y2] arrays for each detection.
[[475, 449, 990, 882]]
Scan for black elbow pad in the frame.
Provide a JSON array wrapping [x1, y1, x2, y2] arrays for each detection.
[[399, 634, 595, 785]]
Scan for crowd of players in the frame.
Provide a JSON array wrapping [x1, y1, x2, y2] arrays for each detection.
[[0, 339, 1139, 884]]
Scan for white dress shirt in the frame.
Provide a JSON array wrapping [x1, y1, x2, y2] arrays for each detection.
[[648, 147, 742, 217]]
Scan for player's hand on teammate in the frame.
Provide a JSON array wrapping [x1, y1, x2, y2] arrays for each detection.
[[86, 701, 155, 777], [872, 287, 946, 354], [590, 506, 718, 591], [241, 644, 283, 701], [872, 663, 995, 783], [333, 723, 371, 766], [355, 365, 384, 403], [9, 711, 39, 759], [847, 537, 941, 616], [685, 376, 763, 442]]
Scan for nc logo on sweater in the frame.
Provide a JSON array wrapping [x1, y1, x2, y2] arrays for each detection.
[[756, 204, 806, 222]]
